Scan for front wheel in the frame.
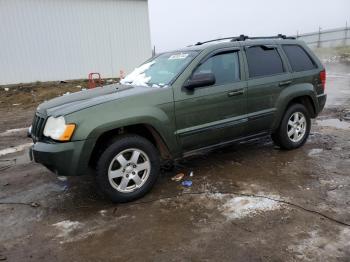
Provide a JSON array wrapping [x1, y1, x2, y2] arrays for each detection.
[[96, 135, 160, 203], [272, 104, 311, 150]]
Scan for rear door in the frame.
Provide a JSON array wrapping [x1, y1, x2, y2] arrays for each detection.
[[243, 44, 292, 134], [173, 48, 247, 152]]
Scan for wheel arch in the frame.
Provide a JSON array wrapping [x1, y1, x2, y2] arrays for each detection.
[[286, 95, 316, 118], [273, 92, 317, 131], [89, 124, 172, 169]]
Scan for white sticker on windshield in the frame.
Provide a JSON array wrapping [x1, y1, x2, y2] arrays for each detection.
[[168, 53, 189, 60]]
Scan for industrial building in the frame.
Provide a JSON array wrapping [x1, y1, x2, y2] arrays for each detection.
[[0, 0, 152, 85]]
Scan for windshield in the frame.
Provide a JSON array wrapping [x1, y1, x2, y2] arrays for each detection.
[[120, 51, 198, 88]]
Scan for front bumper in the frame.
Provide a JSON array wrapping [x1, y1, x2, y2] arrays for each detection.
[[29, 140, 93, 176]]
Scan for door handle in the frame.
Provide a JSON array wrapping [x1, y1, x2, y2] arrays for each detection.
[[279, 80, 292, 87], [227, 89, 244, 97]]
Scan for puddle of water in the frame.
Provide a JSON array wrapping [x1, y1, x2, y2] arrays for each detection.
[[316, 119, 350, 129], [288, 229, 350, 261]]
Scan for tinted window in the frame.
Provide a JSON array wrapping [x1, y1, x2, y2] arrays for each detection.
[[283, 45, 317, 72], [193, 51, 240, 85], [246, 46, 284, 78]]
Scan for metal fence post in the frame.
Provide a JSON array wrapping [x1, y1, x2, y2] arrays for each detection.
[[345, 21, 348, 46], [317, 27, 321, 48]]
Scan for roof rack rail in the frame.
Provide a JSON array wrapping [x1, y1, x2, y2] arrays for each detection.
[[232, 34, 296, 41], [195, 37, 238, 46], [194, 34, 296, 45]]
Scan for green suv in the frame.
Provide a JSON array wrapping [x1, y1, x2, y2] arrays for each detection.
[[30, 35, 327, 202]]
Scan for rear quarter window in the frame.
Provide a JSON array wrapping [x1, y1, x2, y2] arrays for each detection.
[[282, 45, 317, 72]]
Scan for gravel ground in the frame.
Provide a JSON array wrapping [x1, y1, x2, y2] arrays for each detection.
[[0, 63, 349, 262]]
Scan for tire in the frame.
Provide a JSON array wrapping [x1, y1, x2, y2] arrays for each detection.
[[271, 103, 311, 150], [96, 135, 160, 203]]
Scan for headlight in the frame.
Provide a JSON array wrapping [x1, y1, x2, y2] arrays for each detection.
[[43, 116, 76, 141]]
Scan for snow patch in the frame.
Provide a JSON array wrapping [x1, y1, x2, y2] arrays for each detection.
[[99, 210, 107, 216], [0, 127, 29, 137], [52, 220, 83, 238], [220, 196, 281, 220], [0, 143, 33, 156], [203, 192, 225, 200], [52, 215, 129, 244], [327, 73, 350, 79], [120, 61, 155, 87], [308, 148, 324, 156], [316, 118, 350, 129]]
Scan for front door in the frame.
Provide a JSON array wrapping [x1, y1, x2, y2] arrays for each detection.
[[174, 49, 247, 152]]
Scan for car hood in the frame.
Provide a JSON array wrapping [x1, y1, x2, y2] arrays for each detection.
[[37, 83, 157, 117]]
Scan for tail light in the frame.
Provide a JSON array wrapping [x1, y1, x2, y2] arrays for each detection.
[[320, 70, 326, 91]]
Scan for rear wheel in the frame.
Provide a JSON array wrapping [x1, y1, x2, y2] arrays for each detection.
[[96, 135, 160, 203], [271, 104, 311, 150]]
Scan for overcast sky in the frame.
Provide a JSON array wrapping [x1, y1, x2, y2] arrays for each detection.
[[148, 0, 350, 52]]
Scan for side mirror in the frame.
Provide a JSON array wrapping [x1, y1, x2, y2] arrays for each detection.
[[184, 72, 216, 90]]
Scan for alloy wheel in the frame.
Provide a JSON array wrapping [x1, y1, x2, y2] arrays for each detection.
[[108, 148, 151, 193], [287, 112, 307, 143]]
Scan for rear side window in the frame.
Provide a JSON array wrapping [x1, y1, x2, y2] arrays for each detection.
[[194, 51, 240, 85], [282, 45, 317, 72], [245, 46, 284, 78]]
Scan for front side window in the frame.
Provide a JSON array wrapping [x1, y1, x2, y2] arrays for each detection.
[[282, 45, 317, 72], [193, 51, 240, 85], [246, 46, 285, 78], [120, 51, 198, 87]]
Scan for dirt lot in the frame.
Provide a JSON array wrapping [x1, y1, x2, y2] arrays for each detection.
[[0, 63, 350, 262]]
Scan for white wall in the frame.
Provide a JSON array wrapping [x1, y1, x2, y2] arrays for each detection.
[[0, 0, 152, 85]]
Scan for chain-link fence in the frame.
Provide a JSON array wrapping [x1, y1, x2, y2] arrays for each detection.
[[296, 26, 350, 48]]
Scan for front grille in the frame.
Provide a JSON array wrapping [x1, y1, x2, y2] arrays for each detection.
[[31, 114, 46, 142]]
